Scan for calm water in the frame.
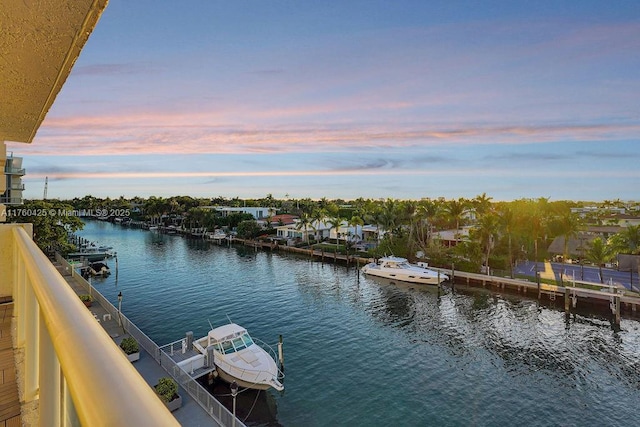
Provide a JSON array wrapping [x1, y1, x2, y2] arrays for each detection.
[[78, 221, 640, 427]]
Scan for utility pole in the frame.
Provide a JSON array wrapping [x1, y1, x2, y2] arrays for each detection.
[[43, 176, 48, 200]]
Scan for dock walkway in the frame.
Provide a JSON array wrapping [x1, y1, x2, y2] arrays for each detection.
[[55, 263, 223, 427]]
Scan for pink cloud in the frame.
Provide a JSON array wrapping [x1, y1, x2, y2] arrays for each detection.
[[10, 108, 638, 157]]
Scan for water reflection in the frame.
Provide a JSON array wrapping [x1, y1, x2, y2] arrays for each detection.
[[78, 221, 640, 426]]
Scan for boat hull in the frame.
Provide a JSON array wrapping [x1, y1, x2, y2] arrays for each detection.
[[362, 263, 448, 285], [216, 369, 274, 391]]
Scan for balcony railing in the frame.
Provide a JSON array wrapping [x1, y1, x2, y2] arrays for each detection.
[[10, 183, 25, 191], [0, 196, 23, 205], [4, 224, 179, 426], [5, 167, 25, 175]]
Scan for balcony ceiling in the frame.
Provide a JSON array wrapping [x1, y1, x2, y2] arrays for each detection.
[[0, 0, 108, 144]]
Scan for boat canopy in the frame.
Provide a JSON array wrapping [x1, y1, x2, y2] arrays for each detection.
[[207, 323, 255, 354]]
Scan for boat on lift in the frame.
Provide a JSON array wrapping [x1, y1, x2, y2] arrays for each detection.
[[192, 323, 284, 392]]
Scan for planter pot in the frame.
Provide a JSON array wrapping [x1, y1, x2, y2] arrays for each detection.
[[126, 351, 140, 362], [83, 300, 92, 307], [164, 394, 182, 412]]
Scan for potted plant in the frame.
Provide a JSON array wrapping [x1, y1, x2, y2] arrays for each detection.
[[119, 336, 140, 362], [78, 294, 93, 307], [154, 377, 182, 412]]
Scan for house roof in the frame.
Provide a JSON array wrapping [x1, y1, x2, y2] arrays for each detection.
[[268, 214, 298, 225], [547, 233, 597, 255]]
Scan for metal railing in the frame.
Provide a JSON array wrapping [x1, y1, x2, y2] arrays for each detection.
[[58, 254, 244, 427], [9, 225, 179, 426], [0, 196, 22, 204], [5, 167, 25, 175]]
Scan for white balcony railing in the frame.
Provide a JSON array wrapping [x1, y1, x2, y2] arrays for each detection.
[[5, 224, 179, 426]]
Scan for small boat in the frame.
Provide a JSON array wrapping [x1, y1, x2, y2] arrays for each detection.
[[83, 261, 110, 277], [193, 323, 284, 392], [361, 256, 448, 285], [68, 250, 115, 262]]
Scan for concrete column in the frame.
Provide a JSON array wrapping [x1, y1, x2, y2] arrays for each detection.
[[15, 248, 26, 344], [24, 278, 39, 401], [62, 377, 81, 427], [39, 313, 61, 426], [0, 142, 5, 223]]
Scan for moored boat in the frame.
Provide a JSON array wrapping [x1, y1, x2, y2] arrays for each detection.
[[362, 256, 448, 285], [193, 323, 284, 392]]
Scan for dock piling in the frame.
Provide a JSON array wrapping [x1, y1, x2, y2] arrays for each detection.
[[186, 331, 193, 352], [278, 334, 285, 377]]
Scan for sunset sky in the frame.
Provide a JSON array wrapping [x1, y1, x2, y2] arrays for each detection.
[[9, 0, 640, 202]]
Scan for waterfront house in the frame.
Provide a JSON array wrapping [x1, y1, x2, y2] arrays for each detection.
[[258, 214, 298, 229], [432, 227, 471, 247], [276, 219, 332, 243], [203, 206, 277, 220]]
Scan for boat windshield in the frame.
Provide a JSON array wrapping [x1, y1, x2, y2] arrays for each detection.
[[221, 340, 234, 354], [218, 332, 254, 354], [242, 333, 254, 347]]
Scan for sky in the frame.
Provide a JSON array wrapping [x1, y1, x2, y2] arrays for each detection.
[[8, 0, 640, 202]]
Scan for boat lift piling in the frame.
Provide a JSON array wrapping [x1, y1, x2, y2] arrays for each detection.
[[278, 334, 285, 377]]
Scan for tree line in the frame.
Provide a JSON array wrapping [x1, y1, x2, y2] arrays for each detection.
[[9, 194, 639, 281]]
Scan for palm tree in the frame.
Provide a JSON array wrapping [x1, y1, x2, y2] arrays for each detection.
[[472, 193, 493, 216], [379, 199, 400, 244], [473, 213, 500, 274], [609, 225, 640, 255], [327, 216, 344, 253], [498, 206, 515, 278], [311, 209, 326, 241], [585, 237, 615, 283], [348, 215, 364, 243], [295, 212, 312, 244], [552, 211, 581, 261], [444, 198, 469, 231]]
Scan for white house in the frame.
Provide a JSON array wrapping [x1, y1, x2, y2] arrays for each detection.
[[276, 219, 332, 242], [202, 206, 276, 220], [329, 221, 363, 243]]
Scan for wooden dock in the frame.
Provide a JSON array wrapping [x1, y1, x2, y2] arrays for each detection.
[[229, 238, 640, 324], [430, 267, 639, 324]]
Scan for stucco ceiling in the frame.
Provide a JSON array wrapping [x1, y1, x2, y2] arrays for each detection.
[[0, 0, 108, 144]]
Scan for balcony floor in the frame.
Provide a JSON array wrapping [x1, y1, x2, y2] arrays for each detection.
[[0, 303, 20, 426]]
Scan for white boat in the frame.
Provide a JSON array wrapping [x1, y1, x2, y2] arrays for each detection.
[[193, 323, 284, 392], [68, 245, 116, 261], [361, 256, 448, 285], [207, 230, 227, 241]]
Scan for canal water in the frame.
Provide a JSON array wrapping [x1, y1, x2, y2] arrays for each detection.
[[78, 220, 640, 427]]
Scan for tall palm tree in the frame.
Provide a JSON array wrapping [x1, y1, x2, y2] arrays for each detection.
[[554, 212, 581, 260], [498, 206, 515, 278], [444, 198, 469, 231], [348, 215, 364, 242], [585, 237, 615, 283], [609, 225, 640, 255], [327, 216, 344, 252], [472, 193, 493, 216], [311, 209, 326, 241], [295, 212, 312, 244], [473, 213, 500, 274]]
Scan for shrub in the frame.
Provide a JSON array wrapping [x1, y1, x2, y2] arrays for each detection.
[[78, 294, 93, 302], [155, 377, 178, 403], [119, 337, 139, 355]]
